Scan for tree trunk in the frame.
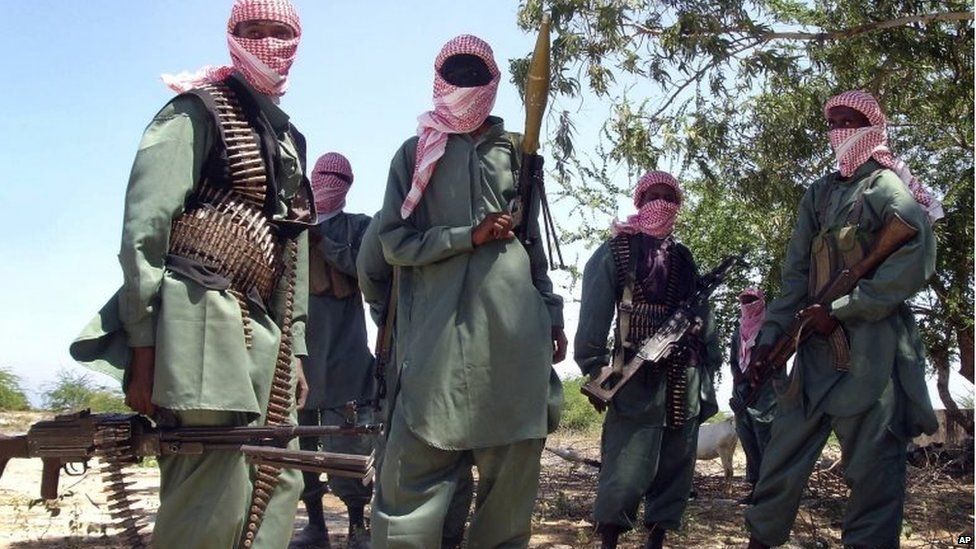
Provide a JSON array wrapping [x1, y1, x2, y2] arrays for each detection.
[[934, 351, 974, 438], [958, 325, 974, 384]]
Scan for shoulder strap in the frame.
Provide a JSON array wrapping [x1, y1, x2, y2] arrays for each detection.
[[608, 235, 636, 374], [504, 132, 522, 173], [814, 181, 831, 231]]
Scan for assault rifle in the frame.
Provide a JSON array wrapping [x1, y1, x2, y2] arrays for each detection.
[[732, 213, 919, 412], [0, 409, 381, 500], [582, 253, 744, 404], [372, 267, 399, 415]]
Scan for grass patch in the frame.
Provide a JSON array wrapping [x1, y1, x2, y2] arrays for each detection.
[[558, 376, 604, 432]]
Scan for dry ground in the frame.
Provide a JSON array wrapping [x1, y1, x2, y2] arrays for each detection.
[[1, 412, 972, 548]]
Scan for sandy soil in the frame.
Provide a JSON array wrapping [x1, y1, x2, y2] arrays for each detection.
[[1, 412, 972, 548]]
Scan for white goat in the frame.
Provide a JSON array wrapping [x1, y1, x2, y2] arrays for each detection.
[[696, 416, 738, 480]]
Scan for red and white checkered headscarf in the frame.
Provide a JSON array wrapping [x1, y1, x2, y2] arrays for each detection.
[[824, 90, 943, 224], [737, 287, 766, 373], [400, 35, 501, 219], [612, 171, 683, 238], [161, 0, 301, 98], [311, 152, 353, 220]]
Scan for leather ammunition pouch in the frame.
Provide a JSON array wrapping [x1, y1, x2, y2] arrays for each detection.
[[308, 233, 359, 299], [809, 172, 878, 372]]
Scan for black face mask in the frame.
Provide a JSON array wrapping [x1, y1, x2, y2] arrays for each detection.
[[438, 54, 492, 87]]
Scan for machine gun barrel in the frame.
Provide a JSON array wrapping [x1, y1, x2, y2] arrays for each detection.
[[0, 409, 382, 500]]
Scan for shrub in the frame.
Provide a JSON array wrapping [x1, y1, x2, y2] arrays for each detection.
[[558, 376, 604, 432], [43, 369, 128, 413], [0, 367, 31, 411]]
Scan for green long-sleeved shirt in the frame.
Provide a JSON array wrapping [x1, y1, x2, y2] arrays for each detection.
[[758, 160, 937, 436], [377, 117, 564, 449], [72, 74, 309, 417], [304, 212, 374, 410], [357, 212, 392, 325]]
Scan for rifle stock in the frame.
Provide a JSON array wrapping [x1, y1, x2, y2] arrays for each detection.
[[739, 213, 919, 408]]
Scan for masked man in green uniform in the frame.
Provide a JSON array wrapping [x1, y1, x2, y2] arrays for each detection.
[[357, 212, 475, 549], [69, 2, 313, 547], [575, 171, 720, 549], [290, 153, 374, 549], [369, 35, 567, 548], [745, 90, 942, 549], [728, 287, 776, 505]]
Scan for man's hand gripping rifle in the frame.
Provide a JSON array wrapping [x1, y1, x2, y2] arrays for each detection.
[[733, 213, 919, 412], [582, 253, 745, 406], [0, 408, 382, 500]]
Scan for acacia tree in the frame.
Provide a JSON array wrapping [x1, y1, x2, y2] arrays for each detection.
[[512, 0, 974, 426]]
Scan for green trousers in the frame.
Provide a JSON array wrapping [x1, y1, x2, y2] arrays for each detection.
[[371, 408, 545, 549], [593, 409, 699, 531], [374, 425, 475, 547], [154, 410, 303, 549], [744, 386, 907, 547], [734, 410, 773, 485], [298, 407, 375, 508]]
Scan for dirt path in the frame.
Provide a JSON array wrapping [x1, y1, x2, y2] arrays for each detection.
[[1, 413, 972, 548]]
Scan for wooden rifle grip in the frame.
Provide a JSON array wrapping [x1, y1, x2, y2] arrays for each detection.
[[40, 458, 60, 500]]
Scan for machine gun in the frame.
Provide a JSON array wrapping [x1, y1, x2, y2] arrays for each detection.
[[732, 213, 919, 412], [0, 409, 381, 500], [582, 253, 744, 404]]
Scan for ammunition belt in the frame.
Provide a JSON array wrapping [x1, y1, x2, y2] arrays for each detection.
[[168, 81, 282, 347], [239, 238, 299, 549], [609, 235, 682, 344], [94, 418, 150, 547], [169, 188, 280, 305], [610, 234, 692, 427], [199, 82, 273, 209]]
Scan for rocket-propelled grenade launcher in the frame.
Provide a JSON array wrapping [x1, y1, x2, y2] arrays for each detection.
[[511, 14, 564, 269]]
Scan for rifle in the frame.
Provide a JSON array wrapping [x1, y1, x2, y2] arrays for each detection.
[[582, 253, 744, 404], [511, 14, 564, 269], [733, 213, 919, 412], [0, 408, 381, 500], [372, 267, 399, 415]]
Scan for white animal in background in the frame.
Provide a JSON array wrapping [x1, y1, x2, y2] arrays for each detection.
[[697, 416, 738, 480]]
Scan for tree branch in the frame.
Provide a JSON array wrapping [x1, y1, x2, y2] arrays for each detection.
[[646, 39, 762, 121], [625, 11, 974, 42]]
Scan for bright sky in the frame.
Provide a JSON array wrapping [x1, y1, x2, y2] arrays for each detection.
[[1, 1, 969, 409]]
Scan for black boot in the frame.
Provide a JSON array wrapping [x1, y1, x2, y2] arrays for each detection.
[[645, 524, 666, 549], [747, 536, 771, 549], [290, 473, 330, 549], [346, 504, 369, 549], [599, 525, 622, 549]]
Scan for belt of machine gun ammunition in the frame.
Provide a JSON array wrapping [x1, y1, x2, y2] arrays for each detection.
[[239, 238, 299, 549], [94, 418, 150, 547], [610, 235, 691, 427], [168, 81, 282, 350]]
